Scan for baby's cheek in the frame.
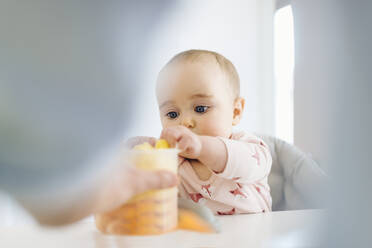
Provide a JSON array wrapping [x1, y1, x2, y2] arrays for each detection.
[[161, 118, 177, 129], [198, 118, 231, 137]]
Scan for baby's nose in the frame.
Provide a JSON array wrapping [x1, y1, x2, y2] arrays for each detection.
[[181, 117, 195, 129]]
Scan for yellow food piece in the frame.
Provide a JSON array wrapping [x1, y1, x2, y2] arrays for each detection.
[[155, 139, 170, 149], [133, 142, 154, 150], [133, 139, 170, 150]]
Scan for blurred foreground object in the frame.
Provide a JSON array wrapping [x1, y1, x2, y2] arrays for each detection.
[[95, 140, 179, 235], [178, 198, 220, 233], [0, 0, 175, 224], [290, 0, 372, 246], [95, 140, 219, 235]]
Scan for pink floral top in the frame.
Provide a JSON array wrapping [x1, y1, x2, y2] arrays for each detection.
[[178, 131, 272, 215]]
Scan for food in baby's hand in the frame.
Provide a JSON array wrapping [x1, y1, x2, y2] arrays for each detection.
[[155, 139, 170, 149]]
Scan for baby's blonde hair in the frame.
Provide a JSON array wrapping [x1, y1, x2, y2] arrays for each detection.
[[163, 49, 240, 98]]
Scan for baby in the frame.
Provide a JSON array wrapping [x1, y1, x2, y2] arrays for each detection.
[[136, 49, 272, 215]]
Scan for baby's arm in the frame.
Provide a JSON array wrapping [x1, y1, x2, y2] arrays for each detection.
[[161, 126, 271, 184], [215, 135, 272, 183], [199, 135, 272, 183], [198, 136, 228, 173]]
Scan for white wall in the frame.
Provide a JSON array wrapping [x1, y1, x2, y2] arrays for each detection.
[[124, 0, 275, 139]]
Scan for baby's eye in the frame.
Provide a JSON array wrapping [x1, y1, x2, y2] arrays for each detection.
[[166, 111, 179, 119], [194, 106, 209, 113]]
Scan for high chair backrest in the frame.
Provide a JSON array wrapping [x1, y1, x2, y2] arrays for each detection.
[[256, 134, 328, 211]]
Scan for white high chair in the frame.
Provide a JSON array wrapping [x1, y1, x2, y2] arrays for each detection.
[[257, 134, 328, 211]]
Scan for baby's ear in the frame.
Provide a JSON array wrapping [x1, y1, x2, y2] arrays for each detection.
[[232, 97, 245, 126]]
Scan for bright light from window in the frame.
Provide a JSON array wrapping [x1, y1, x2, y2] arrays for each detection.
[[274, 5, 294, 143]]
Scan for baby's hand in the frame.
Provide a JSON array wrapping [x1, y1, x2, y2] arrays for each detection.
[[178, 155, 186, 167], [161, 126, 202, 159]]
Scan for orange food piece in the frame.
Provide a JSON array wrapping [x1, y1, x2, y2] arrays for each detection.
[[177, 209, 215, 233]]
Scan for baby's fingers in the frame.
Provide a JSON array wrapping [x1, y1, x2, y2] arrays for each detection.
[[178, 155, 185, 165], [160, 128, 181, 148], [177, 136, 192, 155]]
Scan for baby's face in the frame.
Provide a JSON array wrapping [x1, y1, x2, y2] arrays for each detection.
[[156, 61, 238, 138]]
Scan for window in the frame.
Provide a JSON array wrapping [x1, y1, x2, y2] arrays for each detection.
[[274, 5, 294, 143]]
